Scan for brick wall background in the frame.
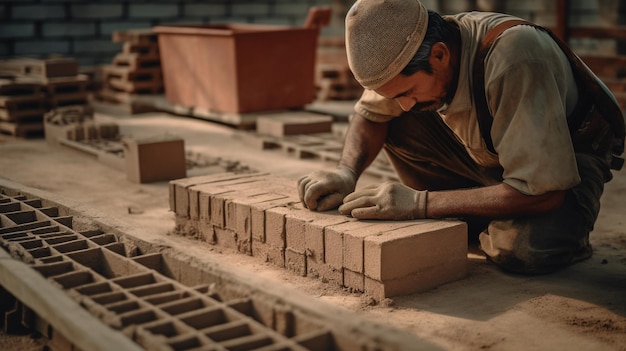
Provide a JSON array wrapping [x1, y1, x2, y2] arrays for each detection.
[[0, 0, 624, 69]]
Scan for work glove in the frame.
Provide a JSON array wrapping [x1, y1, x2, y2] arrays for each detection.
[[338, 181, 428, 220], [298, 165, 357, 211]]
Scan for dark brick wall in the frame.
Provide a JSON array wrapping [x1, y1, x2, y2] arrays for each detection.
[[0, 0, 338, 68]]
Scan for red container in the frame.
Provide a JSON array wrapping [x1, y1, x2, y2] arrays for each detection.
[[153, 23, 319, 114]]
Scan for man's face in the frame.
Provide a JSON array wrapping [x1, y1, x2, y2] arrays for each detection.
[[374, 43, 454, 113]]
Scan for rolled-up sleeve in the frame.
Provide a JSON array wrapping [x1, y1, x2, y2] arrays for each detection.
[[354, 89, 404, 122]]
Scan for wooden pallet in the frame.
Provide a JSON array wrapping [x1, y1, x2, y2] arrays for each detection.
[[0, 60, 90, 137], [43, 75, 90, 108], [242, 131, 398, 180], [0, 120, 44, 137], [0, 78, 46, 135], [96, 29, 165, 112], [93, 88, 161, 114], [122, 41, 159, 56], [0, 78, 42, 96], [315, 63, 363, 101], [113, 53, 161, 70], [101, 65, 163, 94], [0, 94, 47, 122], [0, 57, 79, 79], [112, 28, 158, 45]]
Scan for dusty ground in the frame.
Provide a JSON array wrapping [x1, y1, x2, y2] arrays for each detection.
[[1, 108, 625, 351]]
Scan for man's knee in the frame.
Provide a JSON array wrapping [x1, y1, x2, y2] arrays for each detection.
[[483, 243, 592, 274], [479, 219, 593, 274]]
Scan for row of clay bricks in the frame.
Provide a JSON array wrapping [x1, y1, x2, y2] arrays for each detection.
[[170, 172, 469, 300]]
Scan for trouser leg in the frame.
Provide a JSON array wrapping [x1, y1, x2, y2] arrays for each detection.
[[479, 152, 610, 274]]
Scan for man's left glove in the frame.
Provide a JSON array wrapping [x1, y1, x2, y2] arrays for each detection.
[[338, 181, 428, 220]]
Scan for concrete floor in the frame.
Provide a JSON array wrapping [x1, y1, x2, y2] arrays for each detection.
[[1, 108, 625, 351]]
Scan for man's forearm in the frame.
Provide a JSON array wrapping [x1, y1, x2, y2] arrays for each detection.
[[339, 114, 388, 177], [426, 183, 566, 218]]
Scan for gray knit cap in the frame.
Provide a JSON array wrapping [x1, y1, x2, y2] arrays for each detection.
[[345, 0, 429, 90]]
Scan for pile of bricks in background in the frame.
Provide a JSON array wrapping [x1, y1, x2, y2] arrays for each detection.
[[170, 172, 468, 300], [315, 38, 363, 101], [96, 29, 163, 114], [0, 57, 89, 137]]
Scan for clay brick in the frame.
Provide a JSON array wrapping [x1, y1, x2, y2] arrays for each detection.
[[285, 248, 306, 276], [191, 187, 230, 221], [226, 193, 290, 254], [124, 135, 186, 184], [304, 213, 349, 278], [252, 239, 270, 262], [324, 220, 378, 270], [210, 187, 269, 229], [250, 197, 299, 244], [343, 221, 418, 274], [196, 221, 215, 244], [256, 112, 333, 137], [170, 172, 264, 217], [364, 220, 466, 280], [208, 190, 235, 228], [364, 265, 470, 301], [363, 220, 467, 297], [264, 206, 292, 249], [188, 174, 273, 225], [343, 268, 364, 292], [197, 179, 277, 223], [266, 246, 285, 268], [284, 212, 306, 253], [308, 262, 343, 287], [262, 206, 306, 269], [213, 227, 238, 251], [198, 192, 211, 221]]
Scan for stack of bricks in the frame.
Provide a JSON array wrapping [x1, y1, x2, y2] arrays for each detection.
[[0, 57, 89, 137], [315, 38, 363, 101], [97, 29, 163, 112], [170, 172, 468, 300]]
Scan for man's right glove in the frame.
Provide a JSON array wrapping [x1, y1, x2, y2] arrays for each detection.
[[338, 181, 428, 220], [298, 165, 357, 211]]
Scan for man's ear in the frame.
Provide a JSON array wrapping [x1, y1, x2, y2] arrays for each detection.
[[430, 42, 450, 66]]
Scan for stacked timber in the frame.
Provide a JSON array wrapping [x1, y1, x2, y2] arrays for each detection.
[[0, 57, 89, 137]]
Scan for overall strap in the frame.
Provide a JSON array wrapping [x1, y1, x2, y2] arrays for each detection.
[[472, 19, 625, 166], [472, 20, 528, 154]]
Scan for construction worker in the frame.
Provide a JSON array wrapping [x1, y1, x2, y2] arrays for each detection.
[[298, 0, 625, 274]]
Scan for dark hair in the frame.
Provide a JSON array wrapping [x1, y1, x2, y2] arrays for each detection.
[[401, 10, 456, 75]]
